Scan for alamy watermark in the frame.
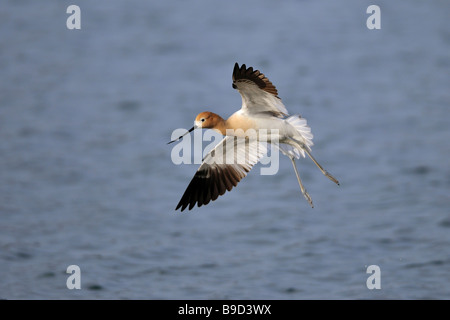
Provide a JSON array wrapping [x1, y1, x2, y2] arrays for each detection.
[[367, 5, 381, 30], [366, 265, 381, 289], [66, 265, 81, 289], [66, 5, 81, 30], [169, 128, 280, 175], [67, 4, 381, 31]]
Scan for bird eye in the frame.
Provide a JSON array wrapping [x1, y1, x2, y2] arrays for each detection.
[[201, 118, 205, 122]]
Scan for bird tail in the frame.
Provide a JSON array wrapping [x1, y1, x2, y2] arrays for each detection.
[[285, 115, 314, 157]]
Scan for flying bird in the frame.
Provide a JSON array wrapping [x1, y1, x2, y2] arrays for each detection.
[[169, 63, 339, 211]]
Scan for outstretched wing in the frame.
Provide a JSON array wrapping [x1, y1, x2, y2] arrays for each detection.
[[176, 135, 267, 211], [232, 63, 289, 118]]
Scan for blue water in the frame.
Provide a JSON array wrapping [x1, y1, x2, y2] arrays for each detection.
[[1, 0, 449, 299]]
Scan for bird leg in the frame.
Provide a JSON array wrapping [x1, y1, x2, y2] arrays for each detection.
[[289, 156, 314, 208], [303, 148, 340, 186], [287, 137, 340, 186]]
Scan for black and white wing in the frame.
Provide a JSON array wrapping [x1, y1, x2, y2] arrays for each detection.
[[176, 135, 267, 211], [232, 63, 289, 118]]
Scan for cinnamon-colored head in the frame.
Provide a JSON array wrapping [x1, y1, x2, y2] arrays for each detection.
[[194, 111, 221, 129]]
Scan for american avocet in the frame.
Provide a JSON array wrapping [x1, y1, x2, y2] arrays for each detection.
[[169, 63, 339, 211]]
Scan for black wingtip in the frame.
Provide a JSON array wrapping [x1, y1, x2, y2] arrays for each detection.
[[232, 62, 240, 89], [232, 62, 240, 77]]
